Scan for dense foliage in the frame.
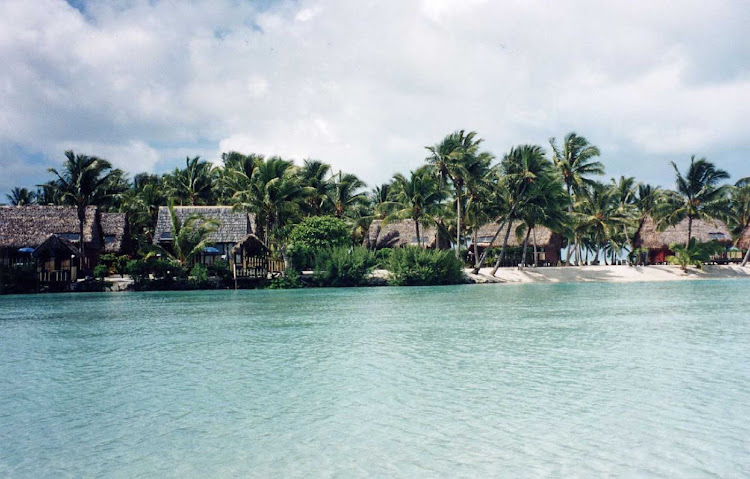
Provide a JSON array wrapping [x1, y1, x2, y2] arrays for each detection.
[[387, 248, 464, 286], [312, 247, 377, 287]]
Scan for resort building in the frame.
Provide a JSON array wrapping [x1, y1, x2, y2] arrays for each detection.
[[0, 206, 129, 283], [153, 206, 256, 265], [634, 216, 733, 264], [470, 222, 563, 267], [366, 219, 449, 249]]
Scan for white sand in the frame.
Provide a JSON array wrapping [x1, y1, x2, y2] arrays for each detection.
[[467, 264, 750, 284]]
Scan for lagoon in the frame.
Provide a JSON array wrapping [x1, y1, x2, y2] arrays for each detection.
[[1, 281, 749, 478]]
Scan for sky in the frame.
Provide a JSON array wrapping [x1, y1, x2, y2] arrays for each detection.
[[1, 0, 748, 199]]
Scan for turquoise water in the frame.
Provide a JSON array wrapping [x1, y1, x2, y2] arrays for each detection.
[[1, 281, 749, 478]]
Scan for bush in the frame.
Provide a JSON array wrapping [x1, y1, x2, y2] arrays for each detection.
[[93, 264, 109, 279], [288, 216, 351, 270], [387, 247, 464, 286], [313, 246, 376, 287], [269, 269, 304, 289], [98, 253, 129, 276], [126, 257, 181, 280], [190, 263, 209, 282], [208, 259, 232, 281]]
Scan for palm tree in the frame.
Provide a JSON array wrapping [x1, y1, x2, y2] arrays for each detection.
[[119, 173, 167, 247], [487, 145, 557, 276], [218, 152, 261, 203], [659, 156, 730, 247], [630, 183, 663, 264], [231, 156, 310, 247], [726, 177, 750, 267], [426, 130, 488, 256], [610, 176, 637, 264], [384, 167, 446, 246], [45, 151, 115, 270], [330, 171, 368, 219], [160, 202, 219, 267], [6, 187, 35, 206], [299, 159, 333, 216], [574, 183, 629, 264], [165, 156, 217, 205], [549, 132, 604, 264]]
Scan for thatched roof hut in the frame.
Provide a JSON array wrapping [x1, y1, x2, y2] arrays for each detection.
[[473, 222, 560, 248], [634, 216, 732, 249], [33, 234, 82, 259], [367, 219, 438, 249], [0, 206, 101, 254], [100, 212, 130, 254], [231, 234, 269, 256], [153, 206, 255, 245]]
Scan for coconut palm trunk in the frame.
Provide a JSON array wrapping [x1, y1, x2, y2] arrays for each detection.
[[77, 206, 86, 272], [533, 229, 539, 267], [519, 227, 531, 269], [472, 217, 508, 274], [491, 220, 514, 276], [415, 219, 421, 248], [455, 192, 461, 258], [472, 228, 480, 268], [742, 247, 750, 267], [686, 215, 693, 248]]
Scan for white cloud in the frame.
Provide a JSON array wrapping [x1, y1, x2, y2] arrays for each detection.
[[0, 0, 748, 196]]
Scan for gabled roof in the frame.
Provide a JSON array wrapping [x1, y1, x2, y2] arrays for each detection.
[[100, 212, 129, 254], [0, 206, 100, 252], [153, 206, 255, 245], [33, 234, 82, 258], [635, 216, 733, 249]]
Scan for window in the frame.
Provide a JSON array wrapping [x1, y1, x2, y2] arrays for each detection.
[[477, 236, 494, 243], [708, 232, 726, 241], [59, 233, 80, 242], [104, 235, 116, 244], [160, 232, 173, 241]]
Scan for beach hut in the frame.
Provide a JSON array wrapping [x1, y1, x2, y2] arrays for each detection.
[[0, 206, 102, 271], [470, 222, 563, 267], [230, 233, 283, 279], [366, 219, 445, 249], [32, 234, 83, 283], [153, 206, 255, 265], [634, 216, 733, 264], [100, 212, 131, 255]]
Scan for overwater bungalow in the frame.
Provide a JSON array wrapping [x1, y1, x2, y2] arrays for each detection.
[[366, 219, 449, 249], [470, 222, 563, 267], [0, 206, 113, 282], [153, 206, 256, 265], [634, 216, 733, 264]]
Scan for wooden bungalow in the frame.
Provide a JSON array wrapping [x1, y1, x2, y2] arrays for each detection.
[[33, 234, 83, 283], [153, 206, 255, 265], [633, 216, 733, 264], [231, 234, 284, 279], [100, 212, 131, 255], [470, 222, 563, 267], [0, 206, 102, 276], [366, 219, 445, 249]]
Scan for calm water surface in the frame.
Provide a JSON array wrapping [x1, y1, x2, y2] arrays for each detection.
[[1, 280, 749, 478]]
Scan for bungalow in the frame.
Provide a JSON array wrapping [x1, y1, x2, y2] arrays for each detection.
[[153, 206, 256, 265], [100, 212, 131, 255], [366, 219, 447, 249], [634, 216, 733, 264], [0, 205, 101, 270], [470, 222, 563, 267]]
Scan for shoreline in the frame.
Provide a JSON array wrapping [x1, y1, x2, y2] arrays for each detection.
[[466, 264, 750, 284]]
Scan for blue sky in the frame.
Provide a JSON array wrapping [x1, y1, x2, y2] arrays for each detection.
[[1, 0, 748, 201]]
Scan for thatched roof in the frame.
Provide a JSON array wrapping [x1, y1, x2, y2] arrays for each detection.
[[154, 206, 255, 245], [100, 212, 129, 254], [33, 234, 82, 259], [473, 222, 560, 248], [0, 206, 100, 252], [367, 219, 437, 249], [635, 216, 732, 249], [738, 225, 750, 250], [231, 234, 269, 255]]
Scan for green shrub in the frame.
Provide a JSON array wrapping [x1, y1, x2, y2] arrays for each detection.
[[269, 269, 304, 289], [98, 253, 129, 276], [387, 247, 464, 286], [288, 216, 351, 250], [93, 264, 109, 279], [208, 259, 232, 280], [126, 257, 180, 280], [190, 263, 209, 282], [313, 246, 376, 287]]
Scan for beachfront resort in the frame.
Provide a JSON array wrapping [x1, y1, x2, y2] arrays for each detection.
[[1, 132, 749, 293]]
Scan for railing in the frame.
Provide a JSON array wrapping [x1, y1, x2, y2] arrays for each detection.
[[234, 257, 285, 278], [39, 270, 71, 283]]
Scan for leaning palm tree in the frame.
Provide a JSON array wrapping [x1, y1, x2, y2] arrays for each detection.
[[6, 187, 35, 206], [45, 151, 115, 270], [658, 156, 730, 247], [383, 167, 446, 246], [549, 132, 604, 264]]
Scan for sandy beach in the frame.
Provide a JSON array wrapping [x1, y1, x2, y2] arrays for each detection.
[[467, 264, 750, 284]]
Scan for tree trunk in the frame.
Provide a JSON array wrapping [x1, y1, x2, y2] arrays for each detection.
[[742, 246, 750, 267], [78, 205, 86, 273], [455, 192, 461, 258], [519, 226, 531, 270], [415, 219, 421, 248], [472, 228, 479, 268], [533, 229, 538, 267], [565, 184, 574, 266], [491, 220, 514, 276], [472, 217, 508, 274], [687, 215, 693, 247]]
